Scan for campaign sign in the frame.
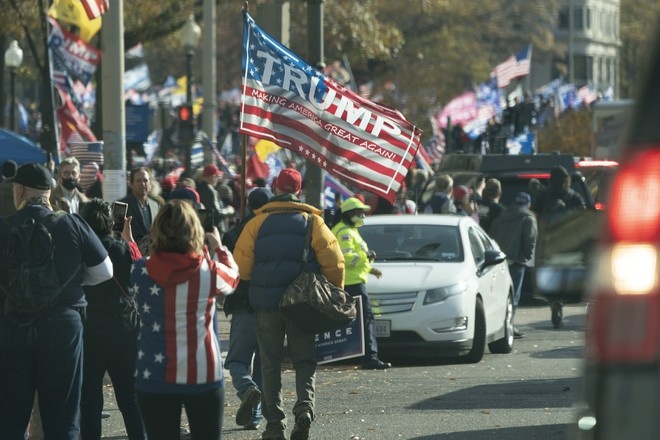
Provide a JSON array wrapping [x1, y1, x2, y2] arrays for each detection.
[[315, 296, 364, 364], [125, 104, 151, 143]]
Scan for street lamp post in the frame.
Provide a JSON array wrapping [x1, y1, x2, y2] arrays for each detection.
[[4, 40, 23, 132], [180, 15, 201, 173]]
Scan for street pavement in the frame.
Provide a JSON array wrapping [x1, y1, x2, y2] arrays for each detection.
[[98, 300, 587, 439]]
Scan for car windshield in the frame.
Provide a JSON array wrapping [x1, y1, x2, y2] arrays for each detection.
[[360, 224, 463, 262]]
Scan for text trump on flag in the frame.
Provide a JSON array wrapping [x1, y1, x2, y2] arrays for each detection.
[[239, 11, 422, 203]]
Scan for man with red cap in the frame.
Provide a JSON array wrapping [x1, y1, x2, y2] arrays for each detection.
[[233, 168, 344, 440]]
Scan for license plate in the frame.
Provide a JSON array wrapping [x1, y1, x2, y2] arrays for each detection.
[[374, 320, 391, 338]]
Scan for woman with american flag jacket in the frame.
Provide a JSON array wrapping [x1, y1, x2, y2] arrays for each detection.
[[130, 199, 239, 440]]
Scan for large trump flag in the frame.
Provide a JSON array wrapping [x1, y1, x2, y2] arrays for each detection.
[[239, 11, 422, 203]]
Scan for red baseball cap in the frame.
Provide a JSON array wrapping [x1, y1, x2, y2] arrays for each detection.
[[203, 164, 223, 177], [274, 168, 302, 194], [452, 185, 473, 201]]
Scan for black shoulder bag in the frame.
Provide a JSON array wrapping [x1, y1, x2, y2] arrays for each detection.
[[279, 214, 356, 333]]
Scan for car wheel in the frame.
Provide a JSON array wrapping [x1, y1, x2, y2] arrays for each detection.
[[489, 293, 514, 354], [463, 298, 486, 363]]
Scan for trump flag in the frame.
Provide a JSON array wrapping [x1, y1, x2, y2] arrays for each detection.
[[239, 11, 422, 203]]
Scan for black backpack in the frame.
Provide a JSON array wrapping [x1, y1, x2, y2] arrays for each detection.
[[1, 213, 75, 326]]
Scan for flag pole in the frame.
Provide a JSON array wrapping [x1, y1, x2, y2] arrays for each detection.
[[240, 1, 249, 222], [525, 44, 533, 94]]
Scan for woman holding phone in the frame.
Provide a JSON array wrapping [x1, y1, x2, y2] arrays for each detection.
[[79, 198, 146, 440], [131, 200, 239, 440]]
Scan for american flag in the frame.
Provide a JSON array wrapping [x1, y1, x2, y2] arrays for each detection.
[[576, 85, 598, 107], [492, 45, 532, 89], [423, 134, 445, 163], [324, 173, 354, 209], [81, 0, 109, 20], [239, 11, 422, 203], [132, 253, 239, 388], [68, 141, 104, 166]]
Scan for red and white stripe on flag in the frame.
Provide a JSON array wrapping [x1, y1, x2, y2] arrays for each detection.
[[239, 11, 422, 203], [492, 46, 531, 89], [81, 0, 109, 20]]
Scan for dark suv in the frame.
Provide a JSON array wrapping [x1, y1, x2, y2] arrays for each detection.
[[418, 153, 599, 323], [418, 153, 595, 210]]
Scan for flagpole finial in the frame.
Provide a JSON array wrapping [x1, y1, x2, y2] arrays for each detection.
[[243, 1, 249, 13]]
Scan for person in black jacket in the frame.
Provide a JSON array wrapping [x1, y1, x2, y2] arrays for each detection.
[[79, 199, 146, 440], [223, 188, 272, 431], [532, 165, 586, 217], [489, 192, 538, 339], [116, 168, 162, 253]]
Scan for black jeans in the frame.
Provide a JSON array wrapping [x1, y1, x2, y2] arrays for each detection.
[[137, 387, 224, 440], [80, 313, 146, 440]]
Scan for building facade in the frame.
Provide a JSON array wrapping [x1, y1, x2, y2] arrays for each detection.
[[532, 0, 621, 97]]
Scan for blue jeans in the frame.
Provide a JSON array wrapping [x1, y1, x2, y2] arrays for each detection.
[[225, 309, 262, 422], [0, 306, 83, 440], [344, 283, 380, 363], [255, 308, 316, 434], [80, 314, 146, 440], [508, 263, 527, 310]]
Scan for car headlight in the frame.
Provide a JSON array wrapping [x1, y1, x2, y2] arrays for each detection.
[[423, 280, 468, 305]]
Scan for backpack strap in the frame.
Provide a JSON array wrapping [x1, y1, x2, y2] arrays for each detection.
[[40, 211, 82, 293]]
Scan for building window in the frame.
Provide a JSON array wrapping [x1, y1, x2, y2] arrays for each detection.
[[586, 8, 591, 29], [574, 55, 593, 84], [574, 7, 584, 31], [559, 8, 569, 29]]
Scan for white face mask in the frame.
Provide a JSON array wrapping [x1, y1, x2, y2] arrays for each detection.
[[351, 215, 365, 227]]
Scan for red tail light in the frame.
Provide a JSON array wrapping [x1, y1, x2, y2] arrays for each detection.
[[515, 173, 550, 179], [587, 148, 660, 363], [608, 149, 660, 242]]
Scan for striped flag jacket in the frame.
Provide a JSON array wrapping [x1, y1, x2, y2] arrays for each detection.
[[131, 246, 239, 394]]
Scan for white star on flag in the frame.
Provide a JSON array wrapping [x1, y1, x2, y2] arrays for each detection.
[[154, 353, 165, 363]]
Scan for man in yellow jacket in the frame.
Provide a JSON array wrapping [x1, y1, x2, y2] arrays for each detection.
[[233, 168, 344, 440], [332, 197, 391, 370]]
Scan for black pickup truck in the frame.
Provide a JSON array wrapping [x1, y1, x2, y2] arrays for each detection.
[[418, 153, 599, 326]]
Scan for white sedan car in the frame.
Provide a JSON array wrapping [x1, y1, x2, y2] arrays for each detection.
[[360, 214, 515, 363]]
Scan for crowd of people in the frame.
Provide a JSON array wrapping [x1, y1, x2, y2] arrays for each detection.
[[0, 154, 586, 439]]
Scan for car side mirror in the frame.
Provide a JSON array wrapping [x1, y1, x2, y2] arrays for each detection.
[[479, 250, 507, 275]]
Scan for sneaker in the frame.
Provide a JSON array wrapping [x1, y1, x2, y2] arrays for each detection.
[[262, 428, 286, 440], [513, 328, 525, 339], [245, 413, 263, 431], [361, 359, 392, 370], [290, 411, 312, 440], [245, 420, 261, 430], [236, 386, 261, 426]]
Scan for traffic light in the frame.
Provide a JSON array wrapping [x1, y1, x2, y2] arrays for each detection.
[[178, 104, 194, 144]]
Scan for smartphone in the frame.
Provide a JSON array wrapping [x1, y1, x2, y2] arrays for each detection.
[[197, 208, 215, 233], [112, 201, 128, 233]]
